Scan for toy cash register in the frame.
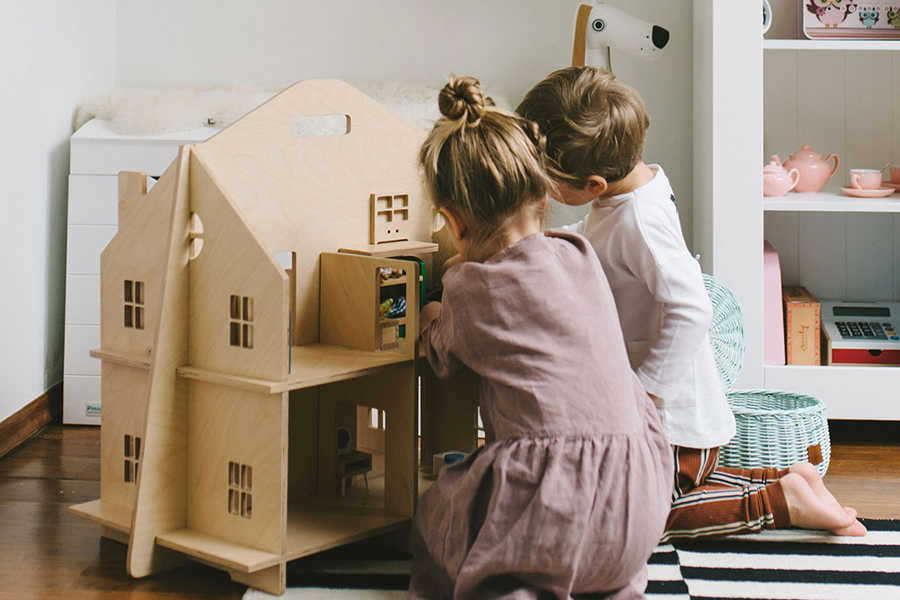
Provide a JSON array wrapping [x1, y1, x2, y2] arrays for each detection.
[[821, 301, 900, 366]]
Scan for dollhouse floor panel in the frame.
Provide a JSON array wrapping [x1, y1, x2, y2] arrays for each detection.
[[68, 499, 133, 534], [283, 505, 408, 562], [156, 527, 282, 573], [177, 344, 413, 394]]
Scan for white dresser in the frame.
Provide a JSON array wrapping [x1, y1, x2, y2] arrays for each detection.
[[64, 120, 218, 424]]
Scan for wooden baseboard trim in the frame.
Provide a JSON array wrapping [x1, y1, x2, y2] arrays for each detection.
[[0, 383, 62, 459]]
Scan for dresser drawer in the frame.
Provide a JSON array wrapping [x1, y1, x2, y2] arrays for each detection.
[[68, 175, 119, 225], [64, 324, 101, 375], [63, 375, 101, 425], [65, 275, 101, 325]]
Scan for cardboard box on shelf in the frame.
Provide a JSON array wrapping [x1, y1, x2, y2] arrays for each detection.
[[783, 286, 820, 366]]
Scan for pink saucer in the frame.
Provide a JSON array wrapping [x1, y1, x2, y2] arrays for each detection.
[[841, 186, 896, 198]]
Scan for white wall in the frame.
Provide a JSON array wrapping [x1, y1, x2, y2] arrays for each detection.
[[116, 0, 694, 242], [0, 2, 116, 423]]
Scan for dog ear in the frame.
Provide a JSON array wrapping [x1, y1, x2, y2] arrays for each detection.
[[572, 3, 593, 67]]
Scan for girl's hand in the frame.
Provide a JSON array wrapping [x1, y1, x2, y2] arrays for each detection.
[[420, 302, 442, 335]]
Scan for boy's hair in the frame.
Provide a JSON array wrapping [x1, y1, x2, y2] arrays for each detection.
[[516, 66, 649, 188], [420, 75, 553, 261]]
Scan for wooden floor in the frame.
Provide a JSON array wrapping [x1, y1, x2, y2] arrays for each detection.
[[0, 423, 898, 599]]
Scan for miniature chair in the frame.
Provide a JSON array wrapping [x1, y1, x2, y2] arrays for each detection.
[[703, 274, 831, 476]]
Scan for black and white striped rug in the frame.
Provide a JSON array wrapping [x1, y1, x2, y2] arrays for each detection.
[[244, 519, 900, 600]]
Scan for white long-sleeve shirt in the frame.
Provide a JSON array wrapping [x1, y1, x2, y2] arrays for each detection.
[[562, 165, 735, 449]]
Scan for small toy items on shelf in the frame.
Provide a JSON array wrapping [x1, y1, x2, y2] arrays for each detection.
[[783, 286, 821, 366], [821, 301, 900, 366]]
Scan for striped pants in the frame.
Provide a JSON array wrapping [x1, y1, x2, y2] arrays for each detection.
[[661, 446, 791, 543]]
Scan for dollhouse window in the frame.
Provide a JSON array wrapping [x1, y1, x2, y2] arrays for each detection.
[[124, 434, 141, 483], [229, 295, 254, 349], [124, 280, 145, 330], [228, 461, 252, 518]]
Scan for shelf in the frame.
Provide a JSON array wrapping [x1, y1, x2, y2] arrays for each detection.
[[68, 499, 133, 534], [763, 190, 900, 213], [156, 507, 408, 573], [763, 365, 900, 420], [764, 39, 900, 51], [90, 348, 151, 370], [380, 276, 407, 287], [339, 240, 438, 257], [157, 528, 282, 573], [177, 343, 412, 393], [284, 505, 408, 562]]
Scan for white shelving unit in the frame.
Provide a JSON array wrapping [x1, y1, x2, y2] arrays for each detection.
[[694, 2, 900, 420], [764, 191, 900, 213]]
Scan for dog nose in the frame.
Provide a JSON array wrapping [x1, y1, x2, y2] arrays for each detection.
[[652, 25, 670, 50]]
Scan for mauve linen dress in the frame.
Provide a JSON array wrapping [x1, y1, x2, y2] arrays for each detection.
[[409, 231, 673, 600]]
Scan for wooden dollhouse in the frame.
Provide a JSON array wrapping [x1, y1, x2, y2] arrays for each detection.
[[68, 79, 480, 595]]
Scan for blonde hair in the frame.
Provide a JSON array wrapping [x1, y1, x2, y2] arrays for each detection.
[[419, 76, 553, 262], [516, 66, 649, 188]]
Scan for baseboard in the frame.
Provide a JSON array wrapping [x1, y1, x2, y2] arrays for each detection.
[[0, 382, 63, 459]]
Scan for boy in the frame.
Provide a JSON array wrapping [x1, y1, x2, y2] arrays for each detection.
[[517, 66, 865, 539]]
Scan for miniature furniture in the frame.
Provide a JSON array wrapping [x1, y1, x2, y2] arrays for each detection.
[[67, 79, 478, 595], [64, 120, 218, 424]]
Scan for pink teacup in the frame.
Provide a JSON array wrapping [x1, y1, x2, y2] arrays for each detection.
[[891, 167, 900, 185], [850, 169, 882, 190]]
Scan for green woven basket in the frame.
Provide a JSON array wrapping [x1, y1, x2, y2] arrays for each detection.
[[718, 389, 831, 477], [703, 274, 745, 390], [702, 274, 831, 477]]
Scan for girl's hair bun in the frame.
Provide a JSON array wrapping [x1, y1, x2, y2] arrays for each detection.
[[438, 76, 486, 126]]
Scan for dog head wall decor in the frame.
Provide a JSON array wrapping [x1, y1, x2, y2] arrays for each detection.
[[572, 2, 670, 71]]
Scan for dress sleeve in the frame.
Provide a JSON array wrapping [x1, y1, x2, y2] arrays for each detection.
[[419, 289, 469, 379]]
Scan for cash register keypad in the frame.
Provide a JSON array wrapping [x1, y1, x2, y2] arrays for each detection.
[[834, 321, 899, 340]]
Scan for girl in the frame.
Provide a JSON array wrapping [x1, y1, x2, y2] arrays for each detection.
[[410, 76, 673, 600]]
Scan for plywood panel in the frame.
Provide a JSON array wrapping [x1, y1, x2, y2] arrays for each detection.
[[188, 153, 289, 382], [798, 212, 846, 300], [127, 148, 192, 578], [192, 80, 430, 346], [99, 362, 148, 511], [99, 169, 174, 363], [317, 367, 417, 517], [764, 212, 800, 286], [186, 380, 287, 555], [419, 360, 480, 466], [846, 214, 894, 302], [288, 388, 319, 502]]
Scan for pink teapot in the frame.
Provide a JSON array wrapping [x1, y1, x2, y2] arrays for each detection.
[[763, 158, 800, 197], [773, 144, 840, 193]]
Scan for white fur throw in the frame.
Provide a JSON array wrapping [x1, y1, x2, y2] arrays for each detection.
[[74, 82, 511, 135]]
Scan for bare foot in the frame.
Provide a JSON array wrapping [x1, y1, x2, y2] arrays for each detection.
[[788, 462, 842, 512], [779, 473, 866, 536]]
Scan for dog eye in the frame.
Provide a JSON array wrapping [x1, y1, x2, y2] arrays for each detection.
[[592, 19, 605, 32]]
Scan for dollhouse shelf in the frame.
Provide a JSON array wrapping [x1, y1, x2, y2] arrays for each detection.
[[339, 240, 438, 257], [157, 507, 409, 573], [89, 348, 152, 370], [176, 343, 412, 393], [763, 191, 900, 213], [764, 39, 900, 51], [69, 500, 133, 534]]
